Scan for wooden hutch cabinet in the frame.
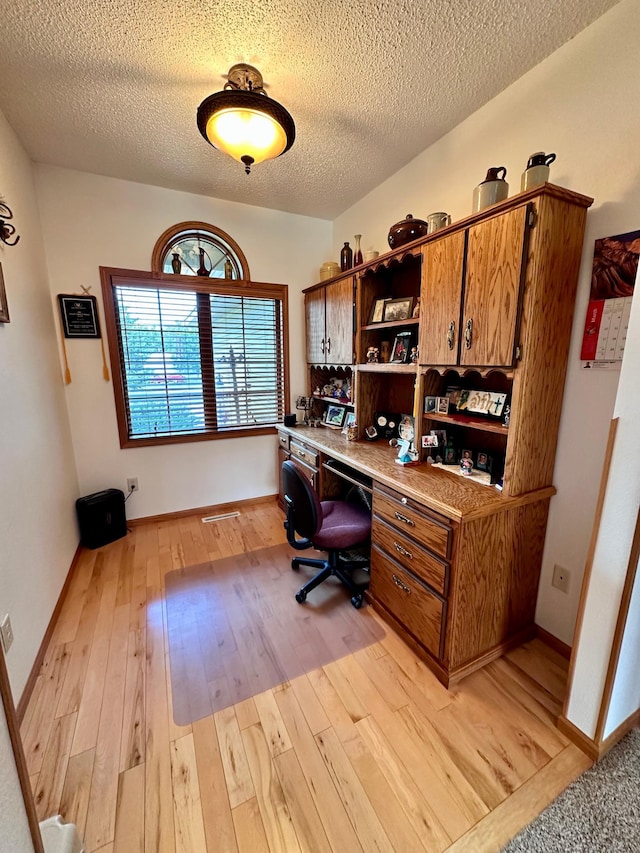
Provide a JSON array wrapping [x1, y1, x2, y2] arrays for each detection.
[[297, 183, 593, 686], [305, 275, 355, 365]]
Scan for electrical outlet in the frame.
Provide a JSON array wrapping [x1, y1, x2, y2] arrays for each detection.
[[127, 477, 139, 493], [1, 614, 14, 653], [552, 564, 570, 593]]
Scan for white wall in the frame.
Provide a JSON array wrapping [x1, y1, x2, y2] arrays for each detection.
[[0, 112, 79, 700], [332, 0, 640, 644], [566, 262, 640, 739], [35, 166, 331, 519]]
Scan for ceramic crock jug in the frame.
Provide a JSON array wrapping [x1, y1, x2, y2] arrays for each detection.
[[472, 167, 509, 212], [521, 152, 556, 191]]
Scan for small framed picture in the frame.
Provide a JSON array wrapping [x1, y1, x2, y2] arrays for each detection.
[[444, 445, 457, 465], [476, 451, 493, 473], [370, 298, 389, 323], [323, 404, 346, 429], [0, 263, 9, 323], [422, 434, 439, 448], [424, 396, 437, 414], [390, 331, 412, 363], [383, 297, 413, 323], [460, 449, 474, 463], [430, 429, 447, 447], [342, 411, 356, 434], [436, 396, 450, 414]]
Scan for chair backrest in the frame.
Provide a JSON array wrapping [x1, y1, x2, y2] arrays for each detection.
[[282, 460, 322, 540]]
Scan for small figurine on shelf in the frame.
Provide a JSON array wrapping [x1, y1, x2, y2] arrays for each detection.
[[460, 449, 474, 476], [313, 386, 321, 397], [366, 346, 379, 363], [409, 346, 419, 364], [412, 297, 421, 318]]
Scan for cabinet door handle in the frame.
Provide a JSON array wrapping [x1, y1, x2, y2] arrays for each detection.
[[321, 338, 325, 354], [394, 542, 413, 560], [464, 318, 473, 350], [392, 574, 411, 594], [447, 321, 455, 350], [394, 511, 415, 527], [298, 450, 306, 458], [326, 337, 332, 354]]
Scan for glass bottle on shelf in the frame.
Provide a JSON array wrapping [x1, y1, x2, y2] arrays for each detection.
[[353, 234, 363, 266], [340, 242, 353, 271]]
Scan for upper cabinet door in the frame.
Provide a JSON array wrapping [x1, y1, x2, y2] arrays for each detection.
[[325, 277, 354, 364], [418, 231, 466, 365], [305, 288, 326, 363], [460, 206, 528, 367]]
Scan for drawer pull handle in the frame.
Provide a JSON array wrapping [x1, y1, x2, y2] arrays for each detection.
[[401, 497, 408, 505], [298, 450, 305, 457], [321, 338, 325, 354], [394, 511, 415, 526], [394, 542, 413, 560], [392, 574, 411, 594]]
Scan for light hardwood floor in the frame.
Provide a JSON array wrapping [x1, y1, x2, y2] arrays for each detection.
[[21, 500, 591, 852]]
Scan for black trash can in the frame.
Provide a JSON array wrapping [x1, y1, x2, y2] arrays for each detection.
[[76, 488, 127, 549]]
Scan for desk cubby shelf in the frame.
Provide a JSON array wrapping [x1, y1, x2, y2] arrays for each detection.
[[357, 363, 417, 374], [423, 412, 509, 436], [361, 317, 420, 333]]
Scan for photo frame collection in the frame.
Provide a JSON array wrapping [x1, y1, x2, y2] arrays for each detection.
[[369, 296, 414, 324]]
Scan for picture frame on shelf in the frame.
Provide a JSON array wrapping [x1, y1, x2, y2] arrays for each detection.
[[476, 451, 494, 473], [424, 395, 437, 414], [436, 396, 450, 414], [430, 429, 447, 448], [390, 331, 412, 363], [456, 389, 507, 418], [383, 296, 413, 322], [342, 411, 356, 434], [370, 298, 389, 323], [322, 404, 346, 429], [422, 434, 439, 448]]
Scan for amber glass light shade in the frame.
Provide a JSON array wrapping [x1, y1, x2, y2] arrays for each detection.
[[197, 68, 295, 173]]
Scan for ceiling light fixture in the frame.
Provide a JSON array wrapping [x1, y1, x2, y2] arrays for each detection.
[[197, 64, 295, 175]]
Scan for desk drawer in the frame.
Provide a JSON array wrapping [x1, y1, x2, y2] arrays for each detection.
[[278, 431, 290, 451], [370, 546, 444, 659], [372, 515, 447, 596], [373, 485, 452, 559], [291, 457, 318, 492], [290, 440, 318, 467]]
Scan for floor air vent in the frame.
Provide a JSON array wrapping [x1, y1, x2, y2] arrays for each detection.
[[202, 511, 241, 523]]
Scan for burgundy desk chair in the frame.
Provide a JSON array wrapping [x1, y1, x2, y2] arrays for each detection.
[[282, 460, 371, 608]]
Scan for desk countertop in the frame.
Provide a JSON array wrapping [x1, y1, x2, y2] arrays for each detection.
[[278, 425, 555, 523]]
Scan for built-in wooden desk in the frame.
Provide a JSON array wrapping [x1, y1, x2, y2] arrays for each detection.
[[277, 424, 555, 687]]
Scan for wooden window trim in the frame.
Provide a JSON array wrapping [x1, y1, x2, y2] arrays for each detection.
[[100, 266, 289, 448]]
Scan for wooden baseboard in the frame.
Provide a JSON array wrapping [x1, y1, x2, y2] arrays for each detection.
[[557, 715, 600, 760], [599, 708, 640, 759], [127, 493, 278, 526], [16, 543, 82, 724], [535, 625, 572, 660], [558, 708, 640, 761]]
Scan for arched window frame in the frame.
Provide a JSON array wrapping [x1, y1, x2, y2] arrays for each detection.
[[151, 221, 251, 280]]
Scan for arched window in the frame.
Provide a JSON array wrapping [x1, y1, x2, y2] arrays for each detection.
[[151, 221, 250, 280]]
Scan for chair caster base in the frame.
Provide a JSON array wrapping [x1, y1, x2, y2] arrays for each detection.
[[295, 590, 307, 604], [351, 594, 364, 609]]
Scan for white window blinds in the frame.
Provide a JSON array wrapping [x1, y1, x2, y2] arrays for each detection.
[[112, 283, 285, 441]]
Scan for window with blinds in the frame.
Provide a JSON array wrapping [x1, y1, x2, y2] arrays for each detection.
[[101, 271, 288, 447]]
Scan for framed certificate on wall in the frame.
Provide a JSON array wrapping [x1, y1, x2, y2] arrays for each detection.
[[58, 294, 101, 338]]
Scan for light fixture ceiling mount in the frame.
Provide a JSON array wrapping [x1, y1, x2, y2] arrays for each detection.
[[197, 64, 295, 174]]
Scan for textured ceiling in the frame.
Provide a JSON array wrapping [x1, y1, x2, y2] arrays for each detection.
[[0, 0, 618, 218]]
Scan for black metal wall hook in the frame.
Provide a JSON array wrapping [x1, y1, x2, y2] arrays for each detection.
[[0, 201, 20, 246]]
